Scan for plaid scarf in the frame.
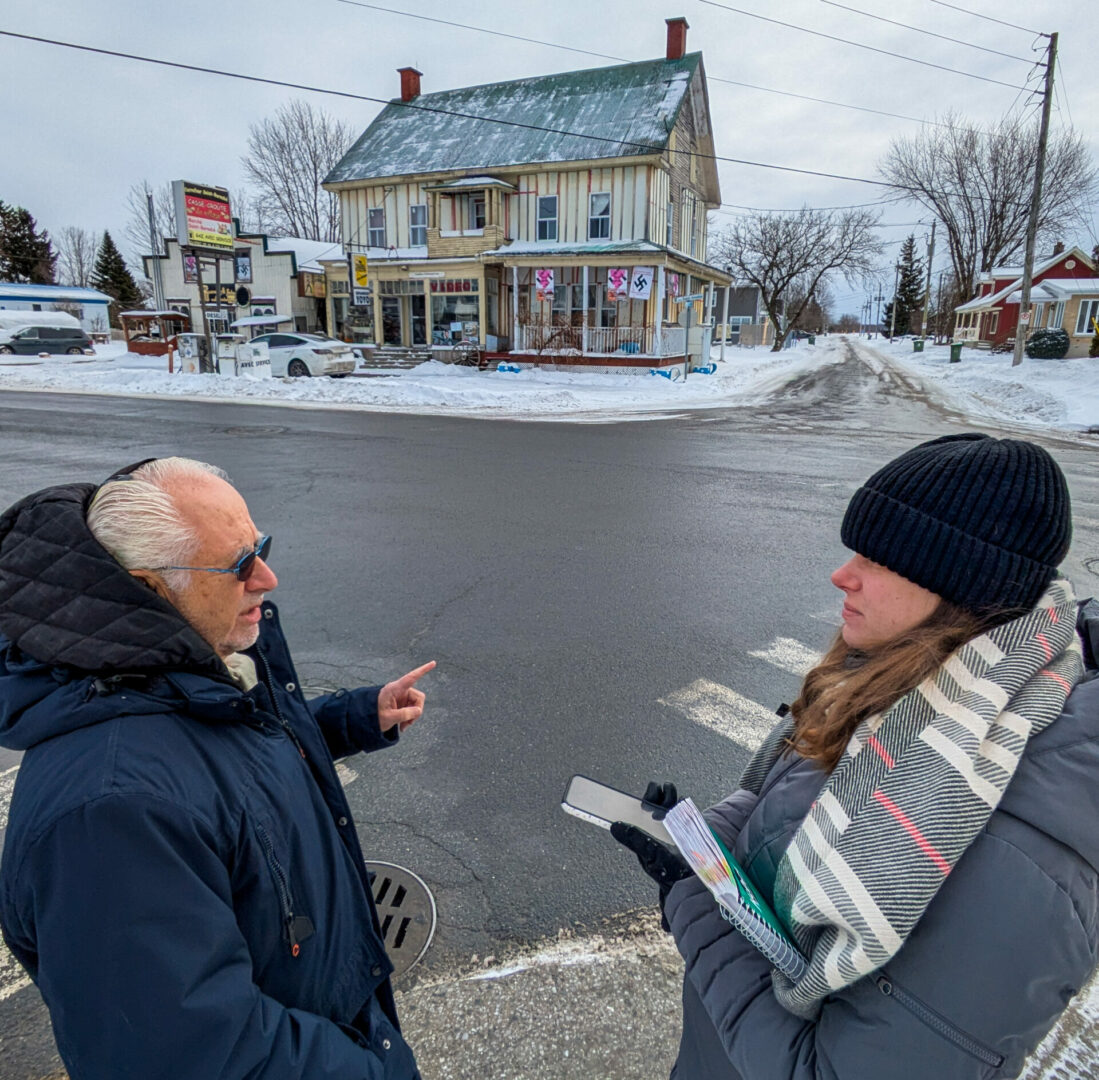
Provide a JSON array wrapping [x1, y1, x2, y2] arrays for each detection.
[[740, 577, 1084, 1018]]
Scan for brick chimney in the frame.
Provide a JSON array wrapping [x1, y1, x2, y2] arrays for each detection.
[[666, 17, 689, 60], [398, 67, 422, 102], [1052, 240, 1065, 255]]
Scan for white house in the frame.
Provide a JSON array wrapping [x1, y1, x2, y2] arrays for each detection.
[[0, 282, 113, 333]]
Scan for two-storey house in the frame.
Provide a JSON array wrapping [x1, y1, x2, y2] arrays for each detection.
[[322, 18, 732, 369]]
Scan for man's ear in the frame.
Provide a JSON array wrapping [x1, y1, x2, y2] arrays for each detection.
[[129, 569, 172, 602]]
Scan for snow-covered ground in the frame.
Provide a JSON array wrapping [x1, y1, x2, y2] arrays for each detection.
[[1, 336, 1095, 431], [861, 335, 1099, 433]]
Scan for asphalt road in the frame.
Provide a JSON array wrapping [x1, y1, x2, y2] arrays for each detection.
[[1, 343, 1097, 1077]]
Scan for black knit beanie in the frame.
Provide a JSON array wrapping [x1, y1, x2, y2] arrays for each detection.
[[841, 433, 1071, 614]]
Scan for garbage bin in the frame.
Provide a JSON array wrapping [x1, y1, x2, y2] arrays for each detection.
[[912, 339, 925, 353], [807, 334, 816, 345], [949, 341, 964, 363]]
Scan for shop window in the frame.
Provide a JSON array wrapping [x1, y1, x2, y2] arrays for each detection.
[[410, 204, 427, 246], [368, 208, 385, 248], [589, 193, 611, 239], [537, 196, 558, 241]]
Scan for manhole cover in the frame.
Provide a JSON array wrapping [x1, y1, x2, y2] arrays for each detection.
[[366, 860, 436, 978]]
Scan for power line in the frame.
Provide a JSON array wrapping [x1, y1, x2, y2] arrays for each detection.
[[0, 28, 1042, 213], [334, 0, 950, 129], [920, 0, 1044, 37], [698, 0, 1030, 89], [0, 28, 900, 192], [816, 1, 1032, 63]]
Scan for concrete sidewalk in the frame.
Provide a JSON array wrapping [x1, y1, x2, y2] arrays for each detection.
[[396, 910, 1099, 1080]]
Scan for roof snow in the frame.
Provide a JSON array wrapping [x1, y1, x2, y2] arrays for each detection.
[[326, 54, 700, 184]]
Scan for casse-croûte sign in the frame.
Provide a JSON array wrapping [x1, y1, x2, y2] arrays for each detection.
[[173, 180, 234, 252]]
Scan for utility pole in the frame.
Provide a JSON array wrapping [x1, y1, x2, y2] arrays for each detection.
[[146, 191, 165, 312], [874, 291, 884, 338], [888, 264, 900, 340], [935, 270, 944, 342], [920, 220, 936, 341], [1012, 31, 1058, 367]]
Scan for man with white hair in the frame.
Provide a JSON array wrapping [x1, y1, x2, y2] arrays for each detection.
[[0, 457, 432, 1079]]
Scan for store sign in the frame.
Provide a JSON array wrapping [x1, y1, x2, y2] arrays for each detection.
[[200, 283, 236, 305], [234, 249, 252, 283], [301, 273, 326, 298], [535, 268, 554, 303], [629, 267, 654, 301], [606, 268, 628, 302], [429, 278, 478, 293], [349, 253, 370, 306], [173, 180, 234, 252]]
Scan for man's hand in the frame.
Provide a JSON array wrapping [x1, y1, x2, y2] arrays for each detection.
[[377, 661, 436, 733]]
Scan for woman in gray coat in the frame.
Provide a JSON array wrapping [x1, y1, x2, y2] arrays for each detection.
[[615, 433, 1099, 1079]]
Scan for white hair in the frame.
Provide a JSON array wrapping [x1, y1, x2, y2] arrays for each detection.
[[87, 457, 231, 592]]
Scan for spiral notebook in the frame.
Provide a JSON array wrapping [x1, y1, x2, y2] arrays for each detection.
[[663, 798, 808, 981]]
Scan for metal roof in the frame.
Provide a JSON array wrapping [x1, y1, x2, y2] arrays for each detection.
[[0, 282, 112, 303], [326, 54, 700, 184]]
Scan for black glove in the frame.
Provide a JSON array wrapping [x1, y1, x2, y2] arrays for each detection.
[[640, 780, 679, 819], [610, 821, 692, 931]]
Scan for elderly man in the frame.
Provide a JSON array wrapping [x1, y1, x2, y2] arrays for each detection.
[[0, 457, 432, 1079]]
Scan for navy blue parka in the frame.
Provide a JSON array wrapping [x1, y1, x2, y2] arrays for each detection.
[[0, 482, 420, 1079]]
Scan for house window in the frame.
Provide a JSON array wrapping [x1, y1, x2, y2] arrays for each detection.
[[1047, 300, 1064, 328], [989, 311, 999, 335], [469, 195, 486, 231], [1074, 299, 1099, 335], [666, 201, 674, 248], [1031, 302, 1044, 328], [409, 204, 427, 246], [588, 193, 611, 239], [368, 208, 385, 248], [537, 196, 558, 241]]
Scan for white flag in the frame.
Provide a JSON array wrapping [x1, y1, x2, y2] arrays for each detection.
[[629, 267, 654, 300]]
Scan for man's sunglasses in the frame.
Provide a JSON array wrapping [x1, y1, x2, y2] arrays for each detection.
[[148, 535, 272, 582]]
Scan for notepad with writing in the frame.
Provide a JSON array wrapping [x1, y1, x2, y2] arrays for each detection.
[[663, 798, 808, 981]]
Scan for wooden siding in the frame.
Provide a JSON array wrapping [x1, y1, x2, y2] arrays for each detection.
[[340, 182, 429, 250]]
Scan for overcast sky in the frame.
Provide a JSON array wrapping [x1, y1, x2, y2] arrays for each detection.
[[2, 0, 1096, 318]]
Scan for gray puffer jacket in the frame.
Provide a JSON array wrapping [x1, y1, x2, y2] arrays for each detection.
[[665, 602, 1099, 1079]]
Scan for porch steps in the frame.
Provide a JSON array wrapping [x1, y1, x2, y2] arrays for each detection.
[[357, 345, 432, 371]]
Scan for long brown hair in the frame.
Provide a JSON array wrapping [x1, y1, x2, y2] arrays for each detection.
[[790, 600, 1022, 771]]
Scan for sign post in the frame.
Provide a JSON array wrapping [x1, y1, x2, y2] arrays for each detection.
[[679, 293, 705, 382]]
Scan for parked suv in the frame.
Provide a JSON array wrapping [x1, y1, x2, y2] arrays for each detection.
[[0, 325, 94, 356]]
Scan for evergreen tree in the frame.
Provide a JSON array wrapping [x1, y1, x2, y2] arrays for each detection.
[[91, 231, 143, 326], [0, 201, 57, 283], [888, 234, 925, 337]]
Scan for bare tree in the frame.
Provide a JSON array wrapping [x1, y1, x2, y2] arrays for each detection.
[[831, 313, 861, 333], [123, 181, 176, 274], [879, 112, 1097, 298], [242, 100, 353, 242], [56, 226, 100, 287], [712, 208, 883, 351]]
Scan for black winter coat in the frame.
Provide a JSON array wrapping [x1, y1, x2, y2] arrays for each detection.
[[0, 482, 420, 1079], [666, 603, 1099, 1080]]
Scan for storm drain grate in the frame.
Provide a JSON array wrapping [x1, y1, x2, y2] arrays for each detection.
[[365, 860, 436, 978]]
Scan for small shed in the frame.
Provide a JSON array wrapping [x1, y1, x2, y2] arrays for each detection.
[[120, 310, 192, 355]]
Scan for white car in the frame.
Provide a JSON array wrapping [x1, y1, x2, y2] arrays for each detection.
[[249, 332, 357, 378]]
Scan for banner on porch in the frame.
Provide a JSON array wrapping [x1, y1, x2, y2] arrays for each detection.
[[535, 268, 554, 302], [667, 273, 680, 298], [629, 267, 654, 301], [606, 268, 628, 302]]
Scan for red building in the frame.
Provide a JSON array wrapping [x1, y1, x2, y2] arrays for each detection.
[[953, 246, 1096, 349]]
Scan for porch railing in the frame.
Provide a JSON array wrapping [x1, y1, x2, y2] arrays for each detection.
[[514, 323, 689, 357]]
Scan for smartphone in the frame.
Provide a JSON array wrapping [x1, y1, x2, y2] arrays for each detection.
[[561, 775, 673, 845]]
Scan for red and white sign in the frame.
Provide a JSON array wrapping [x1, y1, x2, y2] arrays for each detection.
[[535, 268, 554, 303], [173, 180, 234, 252], [606, 268, 628, 302], [667, 273, 680, 298]]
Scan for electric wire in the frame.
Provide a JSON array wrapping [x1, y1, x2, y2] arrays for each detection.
[[920, 0, 1044, 37], [333, 0, 950, 129], [816, 1, 1032, 63], [0, 28, 1047, 213], [698, 0, 1030, 89]]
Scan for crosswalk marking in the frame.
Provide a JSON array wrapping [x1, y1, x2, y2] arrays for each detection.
[[658, 678, 778, 752], [747, 637, 821, 677]]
